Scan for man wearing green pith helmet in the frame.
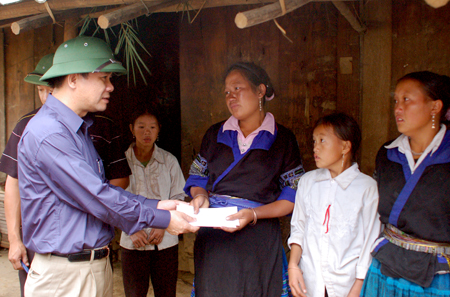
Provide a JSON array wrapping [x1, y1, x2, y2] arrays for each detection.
[[16, 36, 199, 297]]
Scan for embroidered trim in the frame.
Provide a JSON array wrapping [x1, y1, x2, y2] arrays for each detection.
[[383, 224, 450, 255], [189, 154, 209, 177], [279, 164, 305, 190]]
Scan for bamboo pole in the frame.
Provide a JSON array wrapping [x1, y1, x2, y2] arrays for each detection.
[[97, 0, 188, 29], [332, 1, 366, 33], [235, 0, 313, 29]]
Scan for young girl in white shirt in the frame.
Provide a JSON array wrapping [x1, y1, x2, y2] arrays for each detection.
[[288, 113, 381, 297]]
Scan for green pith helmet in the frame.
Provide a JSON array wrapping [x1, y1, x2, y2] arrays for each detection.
[[40, 35, 127, 81], [24, 53, 54, 86]]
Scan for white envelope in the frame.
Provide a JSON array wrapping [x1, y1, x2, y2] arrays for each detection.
[[176, 204, 240, 228]]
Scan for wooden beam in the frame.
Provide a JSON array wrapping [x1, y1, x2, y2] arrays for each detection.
[[424, 0, 449, 8], [9, 6, 123, 35], [80, 6, 124, 19], [0, 0, 355, 22], [0, 0, 141, 21], [11, 13, 53, 35], [235, 0, 313, 29], [98, 0, 188, 29], [332, 1, 365, 33]]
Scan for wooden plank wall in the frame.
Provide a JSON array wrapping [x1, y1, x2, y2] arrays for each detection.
[[180, 2, 361, 175], [0, 25, 62, 184], [359, 0, 450, 174], [390, 0, 450, 139]]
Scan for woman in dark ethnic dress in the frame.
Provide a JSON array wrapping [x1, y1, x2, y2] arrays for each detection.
[[360, 71, 450, 296], [184, 62, 305, 297]]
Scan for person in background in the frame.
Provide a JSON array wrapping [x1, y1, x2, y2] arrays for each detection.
[[0, 53, 54, 297], [360, 71, 450, 296], [185, 62, 305, 296], [288, 113, 381, 297], [0, 52, 132, 296], [120, 107, 185, 297], [18, 36, 197, 297]]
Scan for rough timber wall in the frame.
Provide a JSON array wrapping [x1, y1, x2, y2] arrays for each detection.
[[389, 0, 450, 139], [359, 0, 450, 175], [3, 25, 63, 145], [0, 25, 63, 182], [180, 3, 361, 176]]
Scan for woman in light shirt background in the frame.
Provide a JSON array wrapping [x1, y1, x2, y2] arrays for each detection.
[[120, 107, 186, 297]]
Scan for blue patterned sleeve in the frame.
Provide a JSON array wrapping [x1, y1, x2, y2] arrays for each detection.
[[184, 153, 209, 197], [277, 164, 305, 203]]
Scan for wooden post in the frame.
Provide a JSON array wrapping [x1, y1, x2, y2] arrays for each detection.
[[64, 17, 79, 41], [332, 1, 366, 33], [97, 0, 188, 29], [11, 13, 53, 35], [360, 0, 392, 174], [0, 29, 5, 182], [235, 0, 313, 29]]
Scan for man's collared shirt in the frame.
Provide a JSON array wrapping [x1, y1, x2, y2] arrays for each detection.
[[18, 94, 170, 255]]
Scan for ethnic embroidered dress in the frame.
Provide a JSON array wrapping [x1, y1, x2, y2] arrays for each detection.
[[361, 126, 450, 296], [185, 120, 304, 297]]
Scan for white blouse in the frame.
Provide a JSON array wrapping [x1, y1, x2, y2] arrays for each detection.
[[385, 124, 446, 174], [288, 164, 381, 297], [120, 143, 186, 251]]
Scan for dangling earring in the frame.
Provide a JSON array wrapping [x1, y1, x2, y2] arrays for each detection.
[[342, 153, 345, 168], [432, 114, 436, 129], [259, 99, 262, 112], [157, 134, 159, 142]]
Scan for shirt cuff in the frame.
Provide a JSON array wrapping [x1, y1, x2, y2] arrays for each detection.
[[184, 175, 208, 197], [356, 264, 369, 279], [150, 209, 171, 229], [140, 197, 159, 208], [287, 237, 303, 249], [277, 186, 296, 203]]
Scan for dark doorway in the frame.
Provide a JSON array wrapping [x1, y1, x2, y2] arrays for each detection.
[[88, 12, 181, 161]]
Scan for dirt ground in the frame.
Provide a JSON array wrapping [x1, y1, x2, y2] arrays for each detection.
[[0, 248, 193, 297]]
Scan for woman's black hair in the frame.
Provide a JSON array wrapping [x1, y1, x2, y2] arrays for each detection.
[[224, 62, 275, 104], [397, 71, 450, 123], [129, 106, 161, 127], [314, 113, 362, 161]]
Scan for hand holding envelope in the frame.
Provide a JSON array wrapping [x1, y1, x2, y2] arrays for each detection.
[[176, 204, 240, 228]]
